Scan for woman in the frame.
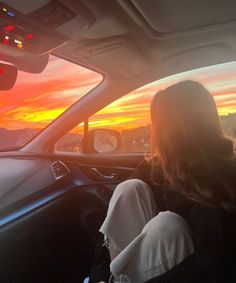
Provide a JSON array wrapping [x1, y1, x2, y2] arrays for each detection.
[[91, 81, 236, 283]]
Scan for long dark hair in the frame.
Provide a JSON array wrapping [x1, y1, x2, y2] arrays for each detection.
[[150, 80, 236, 211]]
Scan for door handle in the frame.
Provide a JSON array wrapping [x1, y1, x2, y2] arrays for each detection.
[[91, 167, 117, 180]]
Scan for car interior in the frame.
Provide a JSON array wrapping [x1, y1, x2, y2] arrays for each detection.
[[0, 0, 235, 282]]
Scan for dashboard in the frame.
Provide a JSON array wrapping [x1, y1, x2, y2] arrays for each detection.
[[0, 151, 136, 229], [0, 151, 119, 283], [0, 157, 57, 209], [0, 152, 91, 227]]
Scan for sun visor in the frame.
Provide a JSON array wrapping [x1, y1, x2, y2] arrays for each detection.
[[68, 38, 150, 77]]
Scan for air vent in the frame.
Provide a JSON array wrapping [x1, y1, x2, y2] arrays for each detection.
[[51, 161, 70, 180]]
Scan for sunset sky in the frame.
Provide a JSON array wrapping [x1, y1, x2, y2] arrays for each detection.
[[0, 55, 235, 133], [91, 60, 236, 132]]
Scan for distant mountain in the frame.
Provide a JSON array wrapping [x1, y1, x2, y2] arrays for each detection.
[[55, 133, 82, 152], [0, 128, 40, 150], [0, 128, 81, 152], [122, 126, 151, 152], [0, 112, 235, 152]]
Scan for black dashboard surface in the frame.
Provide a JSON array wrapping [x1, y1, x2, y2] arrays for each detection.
[[0, 150, 138, 228], [0, 152, 91, 228], [0, 156, 56, 210]]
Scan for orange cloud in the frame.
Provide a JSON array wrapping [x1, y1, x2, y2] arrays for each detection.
[[89, 62, 236, 131], [0, 57, 235, 134], [0, 56, 102, 130]]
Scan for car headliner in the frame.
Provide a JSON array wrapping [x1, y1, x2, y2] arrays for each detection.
[[0, 0, 236, 152]]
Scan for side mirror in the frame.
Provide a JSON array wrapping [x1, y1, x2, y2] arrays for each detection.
[[0, 62, 17, 90], [84, 129, 121, 153]]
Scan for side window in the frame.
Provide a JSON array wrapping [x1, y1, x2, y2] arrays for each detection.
[[89, 85, 156, 153], [55, 84, 156, 154], [55, 122, 84, 153], [55, 62, 236, 154], [88, 84, 236, 153]]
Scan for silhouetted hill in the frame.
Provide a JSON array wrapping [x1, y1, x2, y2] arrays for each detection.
[[122, 126, 151, 152], [0, 113, 235, 151], [0, 128, 40, 150], [56, 133, 82, 152], [0, 128, 81, 151]]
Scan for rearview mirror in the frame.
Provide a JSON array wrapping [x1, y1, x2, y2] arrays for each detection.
[[0, 63, 17, 90]]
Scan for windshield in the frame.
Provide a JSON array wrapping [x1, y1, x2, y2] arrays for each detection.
[[0, 55, 102, 151], [0, 59, 235, 152]]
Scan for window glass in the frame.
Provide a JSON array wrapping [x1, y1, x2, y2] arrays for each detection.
[[0, 55, 102, 151], [89, 86, 153, 153], [55, 122, 84, 153], [56, 61, 236, 154], [89, 61, 236, 153]]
